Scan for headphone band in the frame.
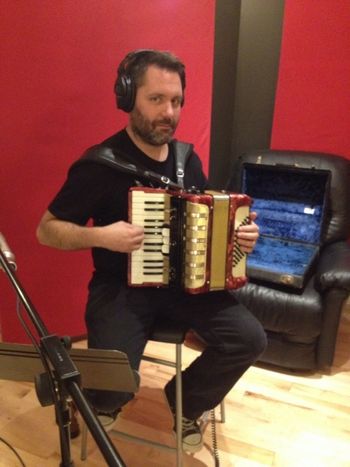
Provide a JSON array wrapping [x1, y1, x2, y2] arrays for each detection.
[[117, 49, 157, 75]]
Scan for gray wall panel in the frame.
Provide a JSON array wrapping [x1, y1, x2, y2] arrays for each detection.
[[209, 0, 285, 188]]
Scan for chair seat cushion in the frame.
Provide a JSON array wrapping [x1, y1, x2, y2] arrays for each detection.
[[233, 276, 322, 340]]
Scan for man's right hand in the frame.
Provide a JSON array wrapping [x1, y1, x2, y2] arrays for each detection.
[[98, 221, 144, 253]]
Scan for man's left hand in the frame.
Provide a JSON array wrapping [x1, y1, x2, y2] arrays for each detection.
[[236, 211, 259, 254]]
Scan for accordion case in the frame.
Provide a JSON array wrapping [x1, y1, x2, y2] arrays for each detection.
[[241, 163, 331, 289]]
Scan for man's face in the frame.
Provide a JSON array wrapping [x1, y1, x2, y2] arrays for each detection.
[[130, 65, 183, 146]]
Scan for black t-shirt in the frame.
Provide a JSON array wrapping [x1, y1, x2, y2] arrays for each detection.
[[48, 129, 208, 280]]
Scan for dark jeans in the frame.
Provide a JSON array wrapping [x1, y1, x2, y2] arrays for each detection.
[[85, 277, 267, 420]]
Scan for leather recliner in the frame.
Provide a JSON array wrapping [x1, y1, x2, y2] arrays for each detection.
[[228, 150, 350, 370]]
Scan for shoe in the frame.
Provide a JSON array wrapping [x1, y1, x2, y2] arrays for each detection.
[[164, 381, 203, 453], [96, 409, 120, 432]]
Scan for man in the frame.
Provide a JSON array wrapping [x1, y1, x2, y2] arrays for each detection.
[[36, 49, 266, 453]]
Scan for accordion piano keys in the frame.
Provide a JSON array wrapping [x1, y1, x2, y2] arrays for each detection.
[[129, 190, 171, 286]]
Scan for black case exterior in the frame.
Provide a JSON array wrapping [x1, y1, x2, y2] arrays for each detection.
[[240, 163, 331, 289]]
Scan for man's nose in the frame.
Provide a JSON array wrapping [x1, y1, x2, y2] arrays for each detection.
[[161, 101, 175, 117]]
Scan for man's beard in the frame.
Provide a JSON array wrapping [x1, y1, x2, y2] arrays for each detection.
[[130, 108, 178, 146]]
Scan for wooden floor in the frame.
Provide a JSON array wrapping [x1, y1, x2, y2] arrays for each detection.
[[0, 304, 349, 466]]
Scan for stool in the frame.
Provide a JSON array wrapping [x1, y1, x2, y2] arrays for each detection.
[[79, 322, 224, 467]]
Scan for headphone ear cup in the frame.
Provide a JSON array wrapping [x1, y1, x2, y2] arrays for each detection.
[[115, 74, 136, 113]]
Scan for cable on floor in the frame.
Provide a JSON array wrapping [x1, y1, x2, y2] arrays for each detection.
[[210, 408, 220, 467], [0, 436, 26, 467]]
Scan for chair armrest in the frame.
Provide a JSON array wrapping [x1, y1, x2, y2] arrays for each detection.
[[315, 241, 350, 292]]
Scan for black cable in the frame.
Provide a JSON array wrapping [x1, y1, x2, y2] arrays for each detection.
[[16, 298, 69, 456], [210, 408, 220, 467], [0, 435, 26, 467], [16, 297, 57, 390], [16, 299, 39, 345], [15, 298, 64, 455], [16, 297, 59, 397]]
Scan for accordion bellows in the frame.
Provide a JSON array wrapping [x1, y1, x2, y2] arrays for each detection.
[[128, 187, 251, 294]]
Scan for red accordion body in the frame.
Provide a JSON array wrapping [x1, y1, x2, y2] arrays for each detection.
[[128, 187, 251, 294]]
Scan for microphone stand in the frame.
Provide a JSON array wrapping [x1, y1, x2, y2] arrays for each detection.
[[0, 249, 126, 467]]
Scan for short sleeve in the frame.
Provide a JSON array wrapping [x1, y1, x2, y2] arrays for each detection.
[[48, 162, 120, 225]]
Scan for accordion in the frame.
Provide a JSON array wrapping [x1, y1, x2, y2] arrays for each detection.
[[128, 187, 252, 294]]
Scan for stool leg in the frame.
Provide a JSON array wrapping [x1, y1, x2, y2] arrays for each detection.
[[220, 400, 226, 423], [81, 420, 88, 460], [175, 343, 183, 467]]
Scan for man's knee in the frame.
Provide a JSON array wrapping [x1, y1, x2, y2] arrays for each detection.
[[223, 318, 267, 364], [244, 320, 267, 362]]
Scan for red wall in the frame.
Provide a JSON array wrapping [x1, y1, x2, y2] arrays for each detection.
[[0, 1, 215, 342], [271, 0, 350, 160]]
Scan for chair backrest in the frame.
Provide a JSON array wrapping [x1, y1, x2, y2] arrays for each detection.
[[228, 149, 350, 245]]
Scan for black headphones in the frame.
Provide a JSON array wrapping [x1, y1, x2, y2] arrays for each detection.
[[114, 49, 185, 113]]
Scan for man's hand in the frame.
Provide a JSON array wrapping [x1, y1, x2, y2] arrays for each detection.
[[236, 211, 259, 254], [99, 221, 144, 253]]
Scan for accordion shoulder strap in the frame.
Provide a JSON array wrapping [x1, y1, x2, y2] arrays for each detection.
[[173, 140, 193, 188], [74, 139, 193, 189], [74, 145, 182, 189]]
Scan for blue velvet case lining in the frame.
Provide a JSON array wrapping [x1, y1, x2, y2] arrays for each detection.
[[241, 164, 331, 287]]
